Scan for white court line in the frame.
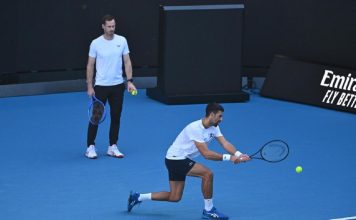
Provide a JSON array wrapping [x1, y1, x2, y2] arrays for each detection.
[[330, 216, 356, 220]]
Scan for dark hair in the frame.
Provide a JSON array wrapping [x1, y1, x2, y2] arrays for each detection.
[[205, 103, 224, 117], [102, 14, 115, 25]]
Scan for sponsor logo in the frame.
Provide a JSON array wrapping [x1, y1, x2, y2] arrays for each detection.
[[203, 133, 215, 143], [320, 70, 356, 109]]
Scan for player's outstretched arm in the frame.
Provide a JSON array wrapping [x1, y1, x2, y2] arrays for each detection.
[[215, 136, 238, 154], [215, 136, 251, 162], [194, 141, 224, 161], [194, 141, 244, 163]]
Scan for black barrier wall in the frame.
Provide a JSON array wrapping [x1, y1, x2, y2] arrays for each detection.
[[242, 0, 356, 77], [0, 0, 355, 85], [261, 56, 356, 114], [147, 4, 249, 104]]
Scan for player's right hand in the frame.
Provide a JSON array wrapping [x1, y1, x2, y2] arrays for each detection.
[[87, 87, 95, 97], [231, 155, 241, 164], [231, 154, 250, 164], [239, 154, 251, 162]]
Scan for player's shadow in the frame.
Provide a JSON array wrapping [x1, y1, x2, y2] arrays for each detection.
[[119, 210, 173, 219]]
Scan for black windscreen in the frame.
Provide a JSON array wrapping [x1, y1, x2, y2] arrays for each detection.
[[158, 5, 244, 95]]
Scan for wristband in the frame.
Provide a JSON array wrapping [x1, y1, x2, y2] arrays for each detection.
[[127, 78, 134, 83], [222, 154, 231, 161], [234, 151, 242, 157]]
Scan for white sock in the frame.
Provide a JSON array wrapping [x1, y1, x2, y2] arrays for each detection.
[[138, 193, 152, 201], [204, 198, 214, 211]]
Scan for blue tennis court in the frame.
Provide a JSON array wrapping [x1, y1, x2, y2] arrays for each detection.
[[1, 90, 355, 220]]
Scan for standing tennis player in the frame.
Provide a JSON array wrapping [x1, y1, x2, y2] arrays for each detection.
[[127, 103, 250, 219], [85, 14, 136, 159]]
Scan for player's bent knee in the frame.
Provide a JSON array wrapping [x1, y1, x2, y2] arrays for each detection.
[[168, 196, 182, 202], [204, 170, 214, 180]]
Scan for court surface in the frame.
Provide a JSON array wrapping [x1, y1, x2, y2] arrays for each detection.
[[1, 90, 355, 220]]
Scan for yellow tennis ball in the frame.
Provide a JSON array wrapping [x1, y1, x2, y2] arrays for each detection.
[[295, 166, 303, 173], [130, 90, 138, 96]]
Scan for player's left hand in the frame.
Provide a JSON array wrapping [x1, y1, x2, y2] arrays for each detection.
[[127, 81, 137, 93]]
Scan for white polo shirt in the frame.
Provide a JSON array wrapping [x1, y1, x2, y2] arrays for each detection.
[[88, 34, 130, 86], [166, 119, 223, 160]]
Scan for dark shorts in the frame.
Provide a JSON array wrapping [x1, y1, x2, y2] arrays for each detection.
[[165, 158, 196, 181]]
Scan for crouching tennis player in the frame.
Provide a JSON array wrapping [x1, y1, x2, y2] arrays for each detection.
[[127, 103, 250, 219]]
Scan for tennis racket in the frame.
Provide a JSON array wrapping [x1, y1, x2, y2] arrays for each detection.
[[88, 96, 106, 125], [249, 140, 289, 163]]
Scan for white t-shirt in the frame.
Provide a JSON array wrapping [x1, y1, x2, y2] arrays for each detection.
[[88, 34, 130, 86], [166, 119, 223, 160]]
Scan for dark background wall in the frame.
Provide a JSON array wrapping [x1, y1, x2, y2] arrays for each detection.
[[242, 0, 356, 76], [1, 0, 355, 84]]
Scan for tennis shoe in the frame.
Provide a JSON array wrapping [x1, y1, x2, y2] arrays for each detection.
[[202, 207, 229, 220], [107, 144, 124, 158], [127, 191, 141, 212], [85, 145, 97, 159]]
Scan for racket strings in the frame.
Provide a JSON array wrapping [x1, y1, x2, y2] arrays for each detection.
[[89, 101, 105, 125], [261, 142, 289, 162]]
